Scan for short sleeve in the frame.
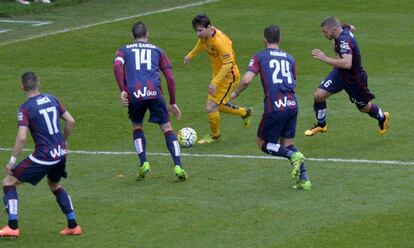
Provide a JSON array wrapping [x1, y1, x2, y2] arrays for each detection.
[[338, 38, 353, 55], [247, 55, 260, 74], [17, 108, 29, 127]]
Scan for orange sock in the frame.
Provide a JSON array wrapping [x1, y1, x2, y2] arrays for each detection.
[[219, 102, 247, 117], [208, 111, 220, 137]]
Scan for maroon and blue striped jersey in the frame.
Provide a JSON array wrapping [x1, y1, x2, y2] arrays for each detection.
[[17, 94, 67, 163], [334, 25, 365, 80], [248, 48, 297, 113], [114, 41, 176, 104]]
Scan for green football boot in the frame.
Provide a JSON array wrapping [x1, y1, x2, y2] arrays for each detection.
[[174, 165, 188, 181], [137, 161, 150, 179], [290, 152, 304, 181], [293, 180, 312, 190], [197, 134, 220, 144]]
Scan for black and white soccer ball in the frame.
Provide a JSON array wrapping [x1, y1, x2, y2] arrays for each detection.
[[177, 127, 197, 148]]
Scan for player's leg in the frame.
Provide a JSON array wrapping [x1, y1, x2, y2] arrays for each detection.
[[346, 76, 389, 135], [217, 81, 253, 128], [47, 160, 81, 235], [49, 184, 81, 235], [132, 123, 150, 178], [1, 156, 48, 238], [305, 71, 343, 136], [198, 100, 221, 144], [129, 101, 150, 178], [0, 175, 20, 238], [281, 139, 311, 190], [148, 98, 187, 180], [357, 103, 389, 135], [257, 112, 300, 160], [159, 122, 187, 181]]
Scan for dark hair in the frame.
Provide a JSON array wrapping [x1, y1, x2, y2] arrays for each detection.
[[21, 71, 39, 91], [192, 14, 210, 29], [132, 21, 147, 39], [264, 25, 280, 44], [321, 16, 341, 28]]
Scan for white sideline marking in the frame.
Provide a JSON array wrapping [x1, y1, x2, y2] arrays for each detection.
[[0, 29, 11, 34], [0, 147, 413, 166], [0, 20, 52, 26], [0, 0, 220, 47]]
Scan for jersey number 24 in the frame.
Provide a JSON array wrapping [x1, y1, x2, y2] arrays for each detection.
[[269, 59, 292, 84]]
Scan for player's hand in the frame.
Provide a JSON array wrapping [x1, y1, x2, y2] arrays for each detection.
[[168, 104, 182, 120], [120, 91, 129, 107], [183, 56, 191, 65], [6, 162, 14, 175], [208, 83, 217, 95], [312, 49, 327, 62]]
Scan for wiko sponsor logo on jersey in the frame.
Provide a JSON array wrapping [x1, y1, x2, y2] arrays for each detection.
[[133, 86, 158, 99], [50, 145, 67, 158], [274, 96, 296, 109]]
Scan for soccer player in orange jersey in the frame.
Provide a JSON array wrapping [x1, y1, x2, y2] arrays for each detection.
[[184, 14, 253, 144]]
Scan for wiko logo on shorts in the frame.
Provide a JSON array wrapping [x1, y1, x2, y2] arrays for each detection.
[[133, 87, 157, 99]]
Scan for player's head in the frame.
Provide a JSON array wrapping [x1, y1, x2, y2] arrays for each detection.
[[21, 71, 39, 92], [132, 21, 148, 40], [320, 16, 341, 40], [192, 14, 212, 39], [264, 25, 280, 45]]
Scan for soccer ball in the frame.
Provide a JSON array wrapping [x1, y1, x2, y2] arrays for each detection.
[[177, 127, 197, 147]]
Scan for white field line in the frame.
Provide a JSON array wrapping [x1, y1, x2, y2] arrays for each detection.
[[0, 20, 52, 26], [0, 29, 11, 34], [0, 147, 413, 166], [0, 0, 220, 47]]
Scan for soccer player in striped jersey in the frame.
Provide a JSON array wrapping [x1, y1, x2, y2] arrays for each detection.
[[113, 21, 187, 180], [305, 16, 389, 136], [231, 25, 311, 190], [184, 14, 253, 144], [0, 72, 81, 238]]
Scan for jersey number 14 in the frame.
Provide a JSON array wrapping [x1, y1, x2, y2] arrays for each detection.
[[132, 49, 152, 70]]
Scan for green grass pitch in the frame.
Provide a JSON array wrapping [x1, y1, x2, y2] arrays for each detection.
[[0, 0, 413, 247]]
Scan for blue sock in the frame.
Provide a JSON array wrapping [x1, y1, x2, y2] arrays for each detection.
[[314, 101, 327, 126], [164, 130, 181, 166], [368, 103, 385, 122], [261, 142, 294, 159], [3, 186, 18, 229], [53, 187, 77, 228], [286, 145, 309, 181], [133, 129, 147, 166]]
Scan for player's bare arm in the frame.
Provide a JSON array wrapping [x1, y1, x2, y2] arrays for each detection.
[[6, 126, 28, 174], [230, 71, 255, 100], [312, 49, 352, 69], [61, 111, 75, 142]]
